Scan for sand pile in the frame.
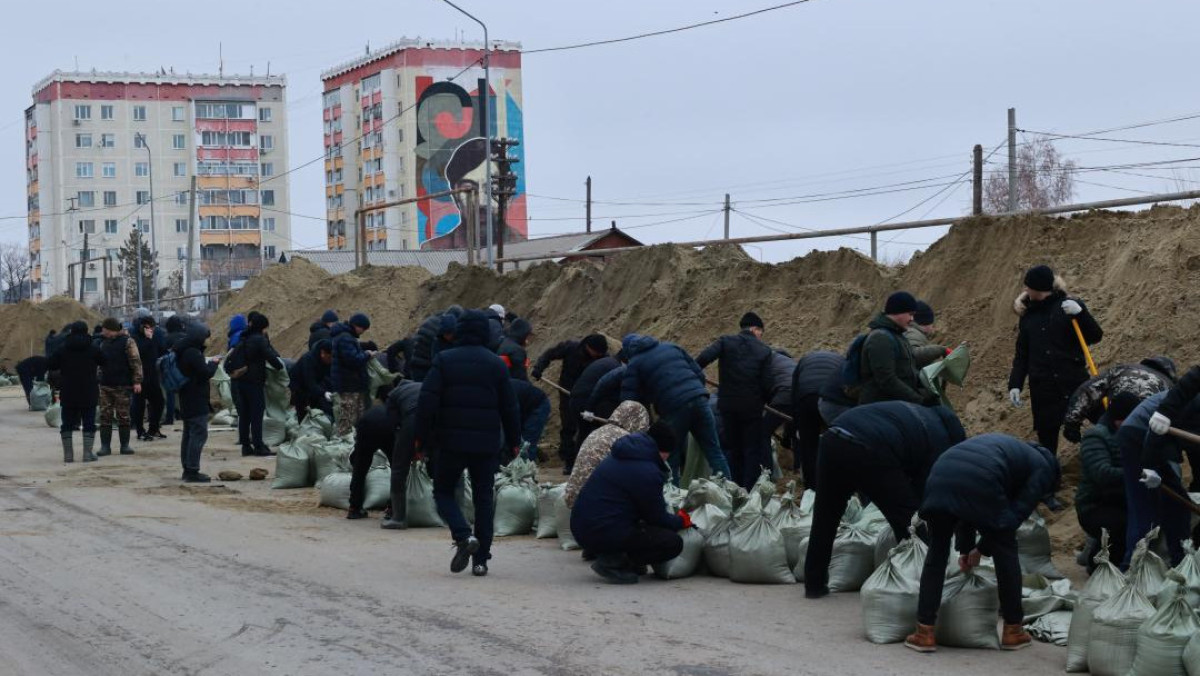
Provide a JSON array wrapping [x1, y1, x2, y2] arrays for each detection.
[[0, 296, 101, 371]]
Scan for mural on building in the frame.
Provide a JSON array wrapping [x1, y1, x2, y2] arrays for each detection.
[[415, 69, 526, 250]]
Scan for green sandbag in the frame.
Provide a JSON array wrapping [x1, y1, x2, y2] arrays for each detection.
[[728, 493, 794, 585], [367, 359, 395, 396], [680, 434, 711, 488], [1066, 532, 1126, 672], [262, 417, 288, 447], [298, 409, 333, 440], [44, 402, 62, 428], [317, 469, 391, 511], [272, 435, 320, 488], [536, 483, 562, 539], [1088, 581, 1157, 676], [772, 482, 809, 569], [1017, 512, 1063, 579], [313, 436, 354, 485], [1128, 527, 1169, 607], [264, 363, 291, 421], [1130, 572, 1200, 676], [653, 527, 705, 580], [494, 458, 538, 537], [1183, 632, 1200, 676], [210, 356, 234, 410], [406, 459, 443, 527], [919, 343, 971, 409], [703, 516, 733, 578], [29, 380, 52, 411], [936, 569, 1001, 649], [211, 408, 238, 427], [861, 521, 927, 644], [554, 490, 579, 550]]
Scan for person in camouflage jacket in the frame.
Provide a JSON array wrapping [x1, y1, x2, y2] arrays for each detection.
[[1061, 356, 1176, 443], [563, 400, 650, 509]]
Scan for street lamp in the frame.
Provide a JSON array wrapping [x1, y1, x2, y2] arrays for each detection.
[[441, 0, 493, 269], [135, 133, 158, 309]]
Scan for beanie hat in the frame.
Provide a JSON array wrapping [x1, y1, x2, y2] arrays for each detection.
[[739, 312, 764, 330], [1108, 392, 1142, 422], [349, 313, 371, 330], [247, 311, 269, 331], [102, 317, 123, 332], [913, 301, 935, 326], [488, 303, 505, 317], [1024, 265, 1055, 292], [68, 321, 89, 336], [320, 309, 339, 324], [884, 291, 918, 315], [582, 334, 609, 355], [646, 420, 677, 455]]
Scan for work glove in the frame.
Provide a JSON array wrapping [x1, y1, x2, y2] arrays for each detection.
[[324, 392, 333, 402], [1008, 388, 1022, 407], [1149, 412, 1171, 435], [1061, 299, 1082, 316], [678, 509, 694, 529], [958, 549, 982, 573], [1062, 424, 1082, 444], [1140, 469, 1162, 489], [580, 411, 596, 422]]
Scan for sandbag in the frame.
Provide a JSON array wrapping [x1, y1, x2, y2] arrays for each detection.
[[684, 476, 733, 513], [264, 363, 291, 420], [728, 494, 794, 585], [772, 487, 809, 570], [1088, 581, 1157, 676], [663, 483, 687, 514], [29, 380, 52, 411], [1130, 573, 1200, 676], [703, 517, 734, 578], [1017, 512, 1062, 579], [297, 409, 333, 440], [536, 483, 561, 539], [210, 355, 234, 410], [873, 527, 899, 569], [1128, 527, 1169, 607], [861, 523, 927, 644], [271, 435, 320, 489], [936, 569, 1000, 649], [554, 492, 579, 550], [455, 469, 475, 526], [1184, 632, 1200, 676], [690, 503, 729, 534], [406, 459, 443, 527], [854, 502, 889, 532], [680, 434, 712, 488], [43, 402, 61, 428], [813, 521, 878, 592], [1161, 542, 1200, 609], [1026, 610, 1072, 646], [494, 458, 538, 537], [1066, 532, 1127, 672], [653, 527, 705, 580], [1022, 575, 1075, 620], [262, 416, 289, 447], [366, 359, 395, 397], [317, 469, 390, 510], [211, 408, 237, 427], [313, 436, 354, 485]]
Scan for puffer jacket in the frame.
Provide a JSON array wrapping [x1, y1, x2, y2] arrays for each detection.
[[485, 309, 505, 352], [46, 330, 103, 409], [175, 323, 219, 419], [330, 322, 370, 394], [1062, 359, 1176, 440], [903, 325, 946, 369], [695, 330, 774, 414], [1008, 282, 1103, 391], [859, 313, 930, 405], [768, 351, 796, 410], [570, 356, 621, 413], [1131, 389, 1200, 469], [308, 321, 332, 351], [132, 321, 161, 387], [407, 313, 443, 382], [385, 380, 422, 435], [620, 334, 708, 415], [497, 318, 532, 381], [796, 350, 845, 407], [1075, 415, 1124, 525], [511, 379, 551, 445], [921, 433, 1060, 531], [588, 365, 626, 419], [239, 326, 283, 386], [830, 402, 966, 495], [564, 400, 651, 508], [532, 339, 602, 390]]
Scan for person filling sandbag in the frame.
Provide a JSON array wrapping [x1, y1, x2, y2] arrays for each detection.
[[905, 433, 1061, 653], [563, 401, 650, 510], [804, 401, 965, 599], [1074, 392, 1143, 571], [345, 379, 416, 522], [1138, 367, 1200, 565], [570, 423, 693, 584]]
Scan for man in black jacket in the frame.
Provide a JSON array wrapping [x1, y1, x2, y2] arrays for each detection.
[[15, 355, 48, 407], [792, 350, 843, 488], [308, 309, 338, 350], [497, 317, 532, 381], [695, 312, 774, 489], [408, 305, 464, 382], [1007, 265, 1103, 455], [331, 313, 375, 436], [416, 310, 520, 577], [380, 380, 422, 529], [162, 315, 187, 425], [131, 315, 166, 441], [346, 384, 405, 520], [290, 339, 333, 422], [569, 352, 621, 449], [47, 322, 103, 463], [512, 378, 552, 462], [804, 402, 966, 599], [175, 323, 220, 483], [237, 311, 283, 457], [532, 333, 608, 473], [97, 317, 142, 456]]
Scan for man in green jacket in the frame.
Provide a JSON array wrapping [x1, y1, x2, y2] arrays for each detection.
[[859, 292, 936, 406], [905, 301, 948, 368], [1074, 391, 1141, 571]]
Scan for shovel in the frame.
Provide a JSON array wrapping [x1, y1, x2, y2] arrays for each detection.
[[1157, 426, 1200, 518], [540, 378, 571, 396], [704, 377, 793, 423], [1071, 318, 1107, 408]]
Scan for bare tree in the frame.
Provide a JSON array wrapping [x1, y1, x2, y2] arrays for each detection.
[[0, 243, 31, 303], [984, 137, 1077, 213]]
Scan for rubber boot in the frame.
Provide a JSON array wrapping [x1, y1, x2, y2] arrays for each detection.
[[61, 431, 74, 463], [82, 433, 97, 463], [98, 427, 113, 456], [118, 426, 134, 455], [904, 624, 937, 653], [381, 490, 408, 530], [1001, 623, 1032, 651]]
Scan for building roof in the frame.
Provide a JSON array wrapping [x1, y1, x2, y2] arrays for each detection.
[[321, 38, 523, 81], [501, 229, 643, 264], [32, 70, 285, 95]]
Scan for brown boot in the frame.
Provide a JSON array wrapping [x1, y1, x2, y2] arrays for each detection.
[[904, 624, 937, 653], [1001, 623, 1032, 651]]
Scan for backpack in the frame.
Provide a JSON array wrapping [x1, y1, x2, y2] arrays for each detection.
[[841, 330, 903, 399], [224, 343, 247, 379], [158, 351, 189, 392]]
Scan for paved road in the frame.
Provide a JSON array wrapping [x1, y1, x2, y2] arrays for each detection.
[[0, 390, 1064, 675]]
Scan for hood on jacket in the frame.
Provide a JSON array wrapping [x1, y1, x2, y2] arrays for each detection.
[[610, 431, 667, 470], [63, 328, 94, 352], [228, 314, 247, 335], [439, 312, 459, 337], [609, 400, 650, 433], [506, 317, 533, 343], [1013, 276, 1068, 316], [1141, 356, 1178, 382], [165, 315, 184, 333], [309, 321, 326, 334], [247, 311, 269, 333], [454, 310, 491, 346], [178, 322, 211, 352], [621, 333, 660, 357], [330, 322, 355, 340], [311, 338, 333, 356], [444, 304, 465, 318], [867, 313, 906, 333]]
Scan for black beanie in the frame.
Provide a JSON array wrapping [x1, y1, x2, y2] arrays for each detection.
[[739, 312, 764, 330], [583, 334, 608, 355], [1024, 265, 1055, 292], [913, 301, 935, 326], [884, 291, 918, 315], [646, 420, 677, 454], [1108, 392, 1142, 422]]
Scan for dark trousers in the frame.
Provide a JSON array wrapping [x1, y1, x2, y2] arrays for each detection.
[[722, 408, 769, 490], [231, 380, 246, 442], [131, 384, 164, 435], [179, 415, 208, 474], [791, 392, 824, 488], [622, 525, 684, 566], [1029, 376, 1085, 455], [917, 512, 1024, 626], [164, 390, 177, 424], [433, 452, 500, 564], [348, 420, 394, 512], [61, 405, 96, 435], [237, 381, 267, 449], [1078, 503, 1127, 570], [390, 425, 417, 510], [804, 432, 920, 592], [1121, 448, 1190, 567], [558, 393, 579, 467]]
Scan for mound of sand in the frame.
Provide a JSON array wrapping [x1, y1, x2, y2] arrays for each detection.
[[0, 296, 102, 371]]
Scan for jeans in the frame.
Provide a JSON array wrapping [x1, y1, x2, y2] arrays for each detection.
[[917, 512, 1024, 626], [131, 383, 164, 435], [180, 415, 208, 474], [791, 392, 824, 488], [164, 390, 177, 424], [390, 425, 417, 513], [237, 381, 267, 449], [434, 452, 500, 565], [1121, 436, 1190, 567], [61, 405, 96, 435], [663, 396, 732, 482], [558, 393, 579, 467], [722, 408, 769, 490]]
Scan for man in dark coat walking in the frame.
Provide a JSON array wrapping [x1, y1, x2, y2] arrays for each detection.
[[47, 322, 103, 463], [416, 310, 520, 577], [532, 333, 608, 473], [236, 311, 284, 456], [175, 322, 220, 482]]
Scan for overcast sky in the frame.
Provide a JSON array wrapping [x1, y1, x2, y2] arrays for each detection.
[[4, 0, 1200, 263]]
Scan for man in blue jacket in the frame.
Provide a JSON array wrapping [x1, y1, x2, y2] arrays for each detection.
[[511, 378, 551, 462], [571, 422, 691, 584], [907, 434, 1059, 653], [416, 310, 520, 577], [1125, 383, 1197, 567], [331, 313, 376, 436]]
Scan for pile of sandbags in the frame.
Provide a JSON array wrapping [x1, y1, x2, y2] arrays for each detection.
[[1088, 579, 1157, 676], [793, 496, 884, 592], [313, 435, 354, 485], [0, 374, 15, 386], [1128, 571, 1200, 676], [494, 458, 539, 537], [1066, 532, 1126, 672], [861, 519, 927, 644]]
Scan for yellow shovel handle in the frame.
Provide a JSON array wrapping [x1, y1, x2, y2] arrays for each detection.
[[1071, 317, 1106, 408]]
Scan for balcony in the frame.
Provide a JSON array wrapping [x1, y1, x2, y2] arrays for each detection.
[[200, 230, 262, 246]]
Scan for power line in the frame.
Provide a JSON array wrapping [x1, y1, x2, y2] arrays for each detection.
[[1018, 128, 1200, 149]]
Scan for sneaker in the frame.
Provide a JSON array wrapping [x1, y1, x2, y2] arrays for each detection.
[[904, 624, 937, 653], [450, 536, 480, 573], [1001, 623, 1032, 651], [380, 517, 408, 530], [182, 472, 211, 483], [252, 447, 276, 457], [346, 509, 368, 520], [590, 555, 638, 584], [472, 563, 488, 577]]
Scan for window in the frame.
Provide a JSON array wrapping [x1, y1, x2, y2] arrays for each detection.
[[199, 130, 252, 147], [132, 105, 147, 121], [195, 102, 248, 119], [100, 105, 113, 120], [79, 219, 96, 234], [173, 162, 186, 177], [134, 134, 146, 149], [77, 191, 96, 207], [175, 247, 189, 260], [101, 162, 116, 178], [262, 217, 275, 232], [75, 133, 92, 148], [175, 219, 188, 233], [100, 133, 115, 148], [377, 212, 385, 227], [136, 218, 149, 233], [172, 134, 186, 150], [103, 191, 117, 206], [105, 247, 118, 259], [260, 162, 273, 177], [263, 245, 276, 259], [75, 162, 94, 178], [258, 107, 272, 122], [83, 278, 98, 293], [397, 128, 404, 143], [175, 192, 188, 205], [259, 134, 273, 150], [136, 191, 150, 205], [74, 105, 91, 120], [104, 220, 118, 234], [135, 162, 149, 177], [172, 106, 185, 122], [261, 190, 275, 206]]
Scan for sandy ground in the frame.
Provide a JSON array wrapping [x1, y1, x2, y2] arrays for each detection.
[[0, 388, 1066, 675]]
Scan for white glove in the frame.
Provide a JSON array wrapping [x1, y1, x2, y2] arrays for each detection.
[[1061, 299, 1082, 316], [1149, 412, 1171, 435], [1140, 469, 1162, 489], [581, 411, 596, 422], [324, 392, 333, 402], [1008, 388, 1022, 407]]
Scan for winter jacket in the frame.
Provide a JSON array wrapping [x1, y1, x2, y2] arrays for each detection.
[[796, 350, 845, 411], [565, 401, 651, 508], [164, 316, 187, 353], [620, 334, 708, 415], [829, 402, 966, 495], [485, 309, 505, 352], [1153, 364, 1200, 426], [46, 332, 103, 409], [330, 322, 370, 394], [532, 339, 602, 392], [511, 378, 552, 445], [407, 313, 442, 382], [570, 356, 620, 414], [858, 314, 930, 405], [1008, 284, 1103, 391], [1130, 389, 1200, 469], [44, 330, 63, 358], [1062, 359, 1176, 440], [588, 365, 626, 420], [921, 433, 1060, 531], [903, 325, 946, 369], [1075, 415, 1125, 524], [175, 324, 218, 419], [238, 328, 283, 386], [16, 356, 48, 383], [132, 324, 161, 387], [570, 431, 685, 552], [385, 338, 411, 376], [385, 380, 422, 435], [768, 351, 796, 410], [99, 332, 143, 388], [308, 321, 332, 351], [227, 314, 247, 350], [415, 310, 520, 455], [695, 330, 774, 414], [498, 318, 533, 381], [289, 343, 332, 414]]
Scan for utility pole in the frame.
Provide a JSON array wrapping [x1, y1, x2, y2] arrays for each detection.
[[973, 144, 984, 216], [490, 137, 519, 273], [186, 175, 197, 295], [464, 186, 477, 266], [135, 222, 144, 307], [79, 230, 88, 303], [136, 133, 157, 309], [723, 194, 731, 239], [585, 176, 592, 233], [1007, 108, 1017, 212]]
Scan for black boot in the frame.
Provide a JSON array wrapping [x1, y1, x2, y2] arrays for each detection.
[[241, 444, 255, 457], [98, 427, 113, 456], [61, 431, 74, 463], [590, 554, 638, 584], [118, 426, 134, 454], [82, 433, 97, 463], [381, 490, 408, 530]]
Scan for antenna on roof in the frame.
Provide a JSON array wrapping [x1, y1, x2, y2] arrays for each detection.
[[365, 42, 370, 55], [74, 55, 79, 71], [219, 42, 224, 79]]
